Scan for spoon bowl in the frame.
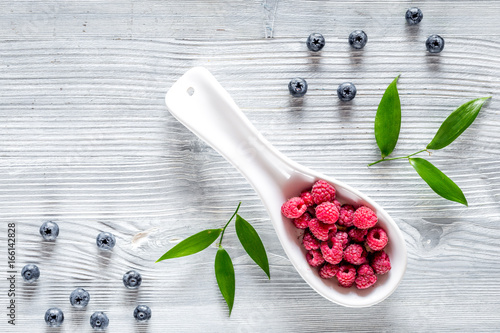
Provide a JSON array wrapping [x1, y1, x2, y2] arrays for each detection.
[[165, 67, 407, 307]]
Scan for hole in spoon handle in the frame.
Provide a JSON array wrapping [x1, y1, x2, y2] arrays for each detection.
[[165, 67, 297, 192]]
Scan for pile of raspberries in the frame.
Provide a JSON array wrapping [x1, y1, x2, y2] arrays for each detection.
[[281, 180, 391, 289]]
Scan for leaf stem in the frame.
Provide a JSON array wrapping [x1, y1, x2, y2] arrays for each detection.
[[368, 149, 429, 166], [219, 202, 241, 246]]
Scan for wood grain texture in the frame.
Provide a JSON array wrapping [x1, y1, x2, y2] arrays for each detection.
[[0, 0, 500, 332]]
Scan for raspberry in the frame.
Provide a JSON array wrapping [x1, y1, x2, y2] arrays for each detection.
[[311, 180, 336, 205], [366, 227, 388, 251], [355, 264, 377, 289], [332, 199, 341, 211], [315, 202, 339, 224], [348, 227, 368, 243], [344, 243, 367, 265], [357, 263, 373, 275], [302, 230, 320, 250], [371, 250, 391, 275], [300, 191, 314, 207], [320, 238, 343, 265], [336, 264, 356, 288], [292, 212, 311, 229], [319, 264, 339, 279], [306, 249, 325, 267], [281, 197, 307, 219], [334, 231, 349, 249], [338, 204, 355, 227], [353, 206, 378, 229], [308, 218, 336, 241], [355, 274, 377, 289]]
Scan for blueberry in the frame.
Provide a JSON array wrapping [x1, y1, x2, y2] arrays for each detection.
[[45, 307, 64, 327], [337, 82, 357, 101], [96, 231, 116, 250], [306, 33, 325, 52], [288, 78, 308, 97], [134, 305, 152, 322], [426, 34, 445, 53], [90, 311, 109, 331], [70, 287, 90, 308], [21, 264, 40, 283], [348, 30, 368, 49], [405, 7, 423, 25], [39, 221, 59, 241], [123, 270, 142, 289]]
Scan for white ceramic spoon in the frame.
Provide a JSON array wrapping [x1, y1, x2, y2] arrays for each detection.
[[165, 67, 407, 307]]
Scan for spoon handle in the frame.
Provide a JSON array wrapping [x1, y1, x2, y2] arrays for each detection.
[[165, 67, 298, 195]]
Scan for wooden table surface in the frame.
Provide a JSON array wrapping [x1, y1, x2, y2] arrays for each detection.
[[1, 1, 499, 332]]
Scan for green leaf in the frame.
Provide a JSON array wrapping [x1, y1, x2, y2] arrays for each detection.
[[215, 246, 235, 316], [375, 75, 402, 158], [156, 229, 222, 262], [409, 158, 467, 206], [235, 215, 270, 279], [427, 97, 491, 150]]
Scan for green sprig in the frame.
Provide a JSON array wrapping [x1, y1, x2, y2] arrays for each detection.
[[369, 75, 491, 205], [156, 202, 270, 316]]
